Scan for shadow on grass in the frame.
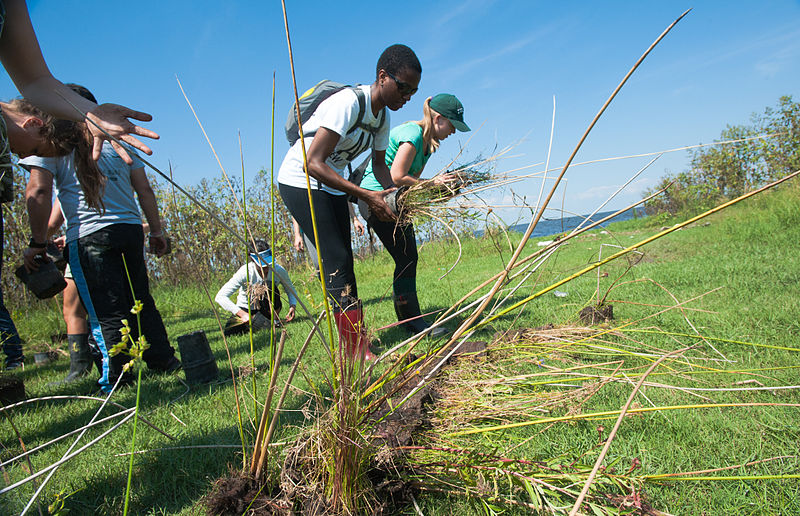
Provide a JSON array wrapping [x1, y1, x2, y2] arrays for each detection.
[[1, 370, 326, 514]]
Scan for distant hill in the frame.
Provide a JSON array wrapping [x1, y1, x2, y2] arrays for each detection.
[[501, 207, 646, 238]]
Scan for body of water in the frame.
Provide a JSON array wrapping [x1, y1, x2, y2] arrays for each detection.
[[500, 207, 646, 238]]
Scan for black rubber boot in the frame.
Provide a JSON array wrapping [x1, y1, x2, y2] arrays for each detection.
[[393, 292, 449, 338], [51, 334, 93, 385]]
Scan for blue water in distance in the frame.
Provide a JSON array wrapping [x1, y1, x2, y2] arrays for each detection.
[[496, 207, 646, 239]]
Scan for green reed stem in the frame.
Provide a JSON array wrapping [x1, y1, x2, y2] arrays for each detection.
[[239, 134, 257, 416], [645, 474, 800, 481], [281, 0, 337, 391], [621, 328, 800, 353], [450, 402, 800, 437], [269, 70, 277, 375], [121, 255, 143, 516]]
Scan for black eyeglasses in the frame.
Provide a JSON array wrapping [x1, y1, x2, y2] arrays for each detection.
[[385, 70, 418, 96]]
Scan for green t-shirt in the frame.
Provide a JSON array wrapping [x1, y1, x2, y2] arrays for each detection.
[[360, 122, 431, 192]]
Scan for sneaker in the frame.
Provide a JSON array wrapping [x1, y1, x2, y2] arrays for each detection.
[[150, 356, 181, 374]]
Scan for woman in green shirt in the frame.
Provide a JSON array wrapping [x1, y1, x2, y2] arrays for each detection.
[[358, 93, 469, 337]]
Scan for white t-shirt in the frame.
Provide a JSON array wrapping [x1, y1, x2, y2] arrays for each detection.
[[277, 84, 389, 195], [214, 262, 299, 316], [20, 143, 143, 242]]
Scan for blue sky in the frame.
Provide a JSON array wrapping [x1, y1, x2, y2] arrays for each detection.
[[3, 1, 800, 223]]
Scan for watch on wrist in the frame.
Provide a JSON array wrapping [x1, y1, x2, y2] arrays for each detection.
[[28, 238, 47, 249]]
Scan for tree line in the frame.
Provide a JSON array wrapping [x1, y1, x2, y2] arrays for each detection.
[[644, 95, 799, 215]]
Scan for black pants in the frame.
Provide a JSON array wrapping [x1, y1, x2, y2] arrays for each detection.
[[358, 199, 418, 297], [279, 183, 357, 308], [68, 224, 174, 392]]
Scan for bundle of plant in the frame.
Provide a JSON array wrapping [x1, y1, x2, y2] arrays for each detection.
[[429, 326, 627, 432], [404, 445, 655, 515], [391, 155, 499, 226], [246, 281, 271, 303], [207, 362, 383, 515], [276, 404, 382, 515]]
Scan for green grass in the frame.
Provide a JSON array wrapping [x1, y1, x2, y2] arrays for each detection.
[[2, 181, 800, 514]]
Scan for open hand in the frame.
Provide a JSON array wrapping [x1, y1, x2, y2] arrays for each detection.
[[53, 236, 66, 251], [86, 104, 159, 164], [433, 172, 457, 186]]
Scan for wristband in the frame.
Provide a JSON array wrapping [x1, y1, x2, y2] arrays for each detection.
[[149, 231, 163, 238], [28, 238, 47, 249]]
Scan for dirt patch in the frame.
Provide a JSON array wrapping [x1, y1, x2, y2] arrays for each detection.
[[605, 491, 660, 515], [0, 375, 25, 405], [369, 341, 487, 459]]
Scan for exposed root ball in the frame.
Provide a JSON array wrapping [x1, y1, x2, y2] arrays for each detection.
[[204, 471, 285, 515], [579, 304, 614, 325]]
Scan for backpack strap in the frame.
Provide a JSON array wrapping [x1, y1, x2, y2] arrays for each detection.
[[345, 87, 368, 137], [348, 86, 387, 138]]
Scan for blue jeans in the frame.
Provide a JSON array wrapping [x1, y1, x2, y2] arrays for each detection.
[[0, 209, 23, 365]]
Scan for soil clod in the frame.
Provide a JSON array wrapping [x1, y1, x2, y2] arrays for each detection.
[[579, 304, 614, 325]]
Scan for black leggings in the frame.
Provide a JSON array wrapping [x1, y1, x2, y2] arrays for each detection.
[[358, 199, 418, 296], [279, 183, 357, 308]]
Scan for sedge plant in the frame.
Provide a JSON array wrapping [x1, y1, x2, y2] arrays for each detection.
[[111, 256, 150, 516]]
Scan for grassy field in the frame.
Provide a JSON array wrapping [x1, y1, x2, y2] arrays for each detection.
[[1, 181, 799, 514]]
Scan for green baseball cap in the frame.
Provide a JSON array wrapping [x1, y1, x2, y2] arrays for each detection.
[[430, 93, 470, 132]]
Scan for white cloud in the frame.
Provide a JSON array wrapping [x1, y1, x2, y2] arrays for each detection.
[[573, 177, 656, 201], [440, 28, 552, 78], [754, 38, 800, 78], [433, 0, 499, 28]]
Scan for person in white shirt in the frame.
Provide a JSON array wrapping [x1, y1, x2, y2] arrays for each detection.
[[277, 44, 421, 361], [215, 239, 298, 336]]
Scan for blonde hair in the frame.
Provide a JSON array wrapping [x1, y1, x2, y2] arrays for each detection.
[[415, 97, 442, 156], [8, 98, 106, 213]]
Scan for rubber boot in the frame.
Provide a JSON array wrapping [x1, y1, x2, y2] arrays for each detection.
[[393, 291, 449, 339], [51, 334, 93, 385], [333, 300, 376, 361]]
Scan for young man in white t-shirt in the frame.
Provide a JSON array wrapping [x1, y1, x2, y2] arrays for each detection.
[[278, 44, 421, 361]]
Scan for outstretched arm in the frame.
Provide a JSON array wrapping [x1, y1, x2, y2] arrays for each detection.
[[272, 264, 298, 321], [23, 166, 54, 270], [47, 197, 64, 239], [0, 0, 158, 163], [130, 168, 167, 256]]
